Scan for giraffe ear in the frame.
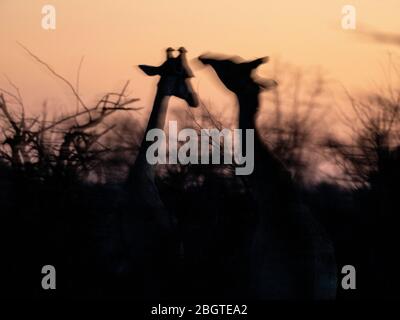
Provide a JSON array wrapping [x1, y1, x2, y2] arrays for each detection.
[[247, 56, 269, 70], [138, 65, 161, 76]]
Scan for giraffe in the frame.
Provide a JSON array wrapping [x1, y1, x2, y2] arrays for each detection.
[[126, 47, 198, 230], [122, 48, 198, 298], [198, 54, 337, 299]]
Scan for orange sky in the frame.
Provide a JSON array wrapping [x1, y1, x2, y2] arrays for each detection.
[[0, 0, 400, 116]]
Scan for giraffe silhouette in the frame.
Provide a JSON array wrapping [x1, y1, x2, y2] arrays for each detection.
[[199, 54, 337, 299], [122, 48, 198, 298], [127, 47, 198, 229]]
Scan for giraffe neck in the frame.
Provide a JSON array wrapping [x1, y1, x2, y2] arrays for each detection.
[[139, 90, 168, 153], [237, 93, 265, 155], [147, 90, 167, 132], [127, 90, 168, 184], [126, 89, 172, 230], [237, 94, 257, 130]]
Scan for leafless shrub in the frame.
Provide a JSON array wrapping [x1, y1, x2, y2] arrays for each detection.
[[0, 45, 141, 183], [324, 57, 400, 188], [260, 61, 330, 184]]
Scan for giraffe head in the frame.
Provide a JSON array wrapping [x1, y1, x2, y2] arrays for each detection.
[[198, 54, 277, 97], [139, 47, 198, 107], [199, 54, 277, 129]]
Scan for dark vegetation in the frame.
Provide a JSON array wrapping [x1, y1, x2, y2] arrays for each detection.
[[1, 49, 400, 299]]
